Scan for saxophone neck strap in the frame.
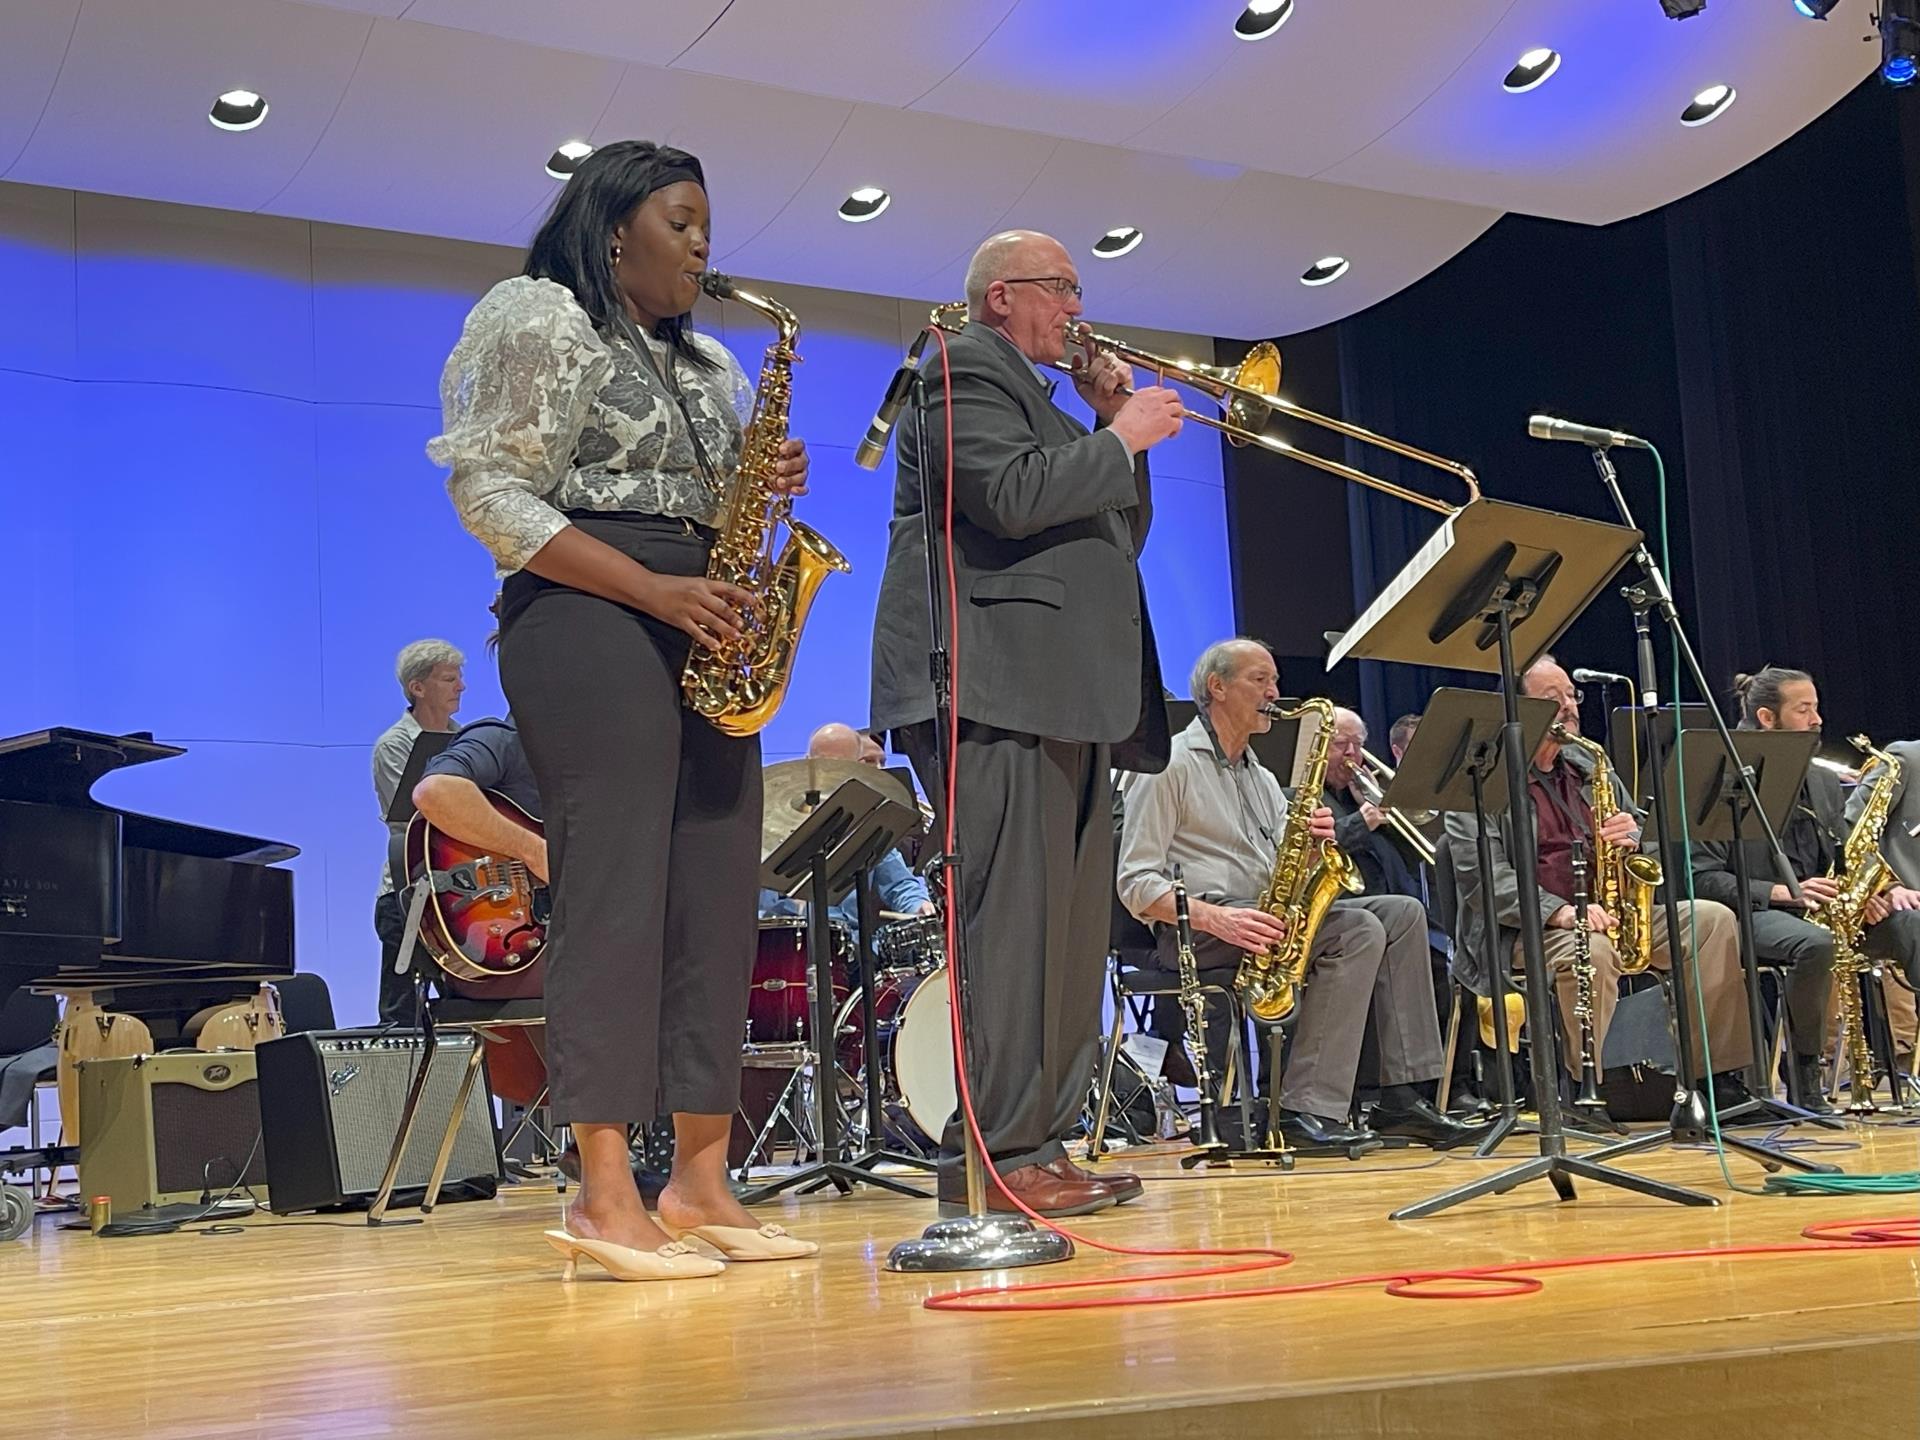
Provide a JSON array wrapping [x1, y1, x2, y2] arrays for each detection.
[[617, 313, 726, 499]]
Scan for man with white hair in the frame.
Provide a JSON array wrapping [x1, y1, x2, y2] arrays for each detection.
[[372, 638, 465, 1024], [869, 228, 1184, 1216], [1118, 639, 1486, 1150]]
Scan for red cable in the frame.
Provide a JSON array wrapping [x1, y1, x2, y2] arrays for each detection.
[[922, 1216, 1919, 1314], [923, 327, 1291, 1313]]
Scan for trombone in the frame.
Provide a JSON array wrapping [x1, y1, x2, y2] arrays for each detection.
[[929, 302, 1478, 516], [1347, 747, 1439, 867]]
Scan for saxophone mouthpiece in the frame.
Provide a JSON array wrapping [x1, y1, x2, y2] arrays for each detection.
[[698, 270, 736, 301]]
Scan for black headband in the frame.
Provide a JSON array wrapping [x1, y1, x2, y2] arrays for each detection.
[[644, 159, 705, 198]]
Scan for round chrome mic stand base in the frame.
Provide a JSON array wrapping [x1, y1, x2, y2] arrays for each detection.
[[886, 1214, 1074, 1272]]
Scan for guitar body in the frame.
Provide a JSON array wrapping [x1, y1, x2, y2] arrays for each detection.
[[405, 793, 549, 984]]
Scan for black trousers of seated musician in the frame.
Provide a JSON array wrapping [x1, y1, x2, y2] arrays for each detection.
[[1750, 906, 1920, 1053], [499, 515, 761, 1126], [899, 721, 1111, 1176]]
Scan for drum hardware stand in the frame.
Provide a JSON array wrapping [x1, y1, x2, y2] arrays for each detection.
[[1575, 451, 1835, 1176], [738, 780, 928, 1204], [845, 868, 938, 1179], [884, 364, 1072, 1271]]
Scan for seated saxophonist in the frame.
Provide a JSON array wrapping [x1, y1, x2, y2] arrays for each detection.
[[1116, 638, 1486, 1150], [1449, 655, 1752, 1120], [1693, 667, 1919, 1100]]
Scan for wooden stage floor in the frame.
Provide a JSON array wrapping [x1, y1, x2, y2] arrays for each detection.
[[6, 1124, 1917, 1440]]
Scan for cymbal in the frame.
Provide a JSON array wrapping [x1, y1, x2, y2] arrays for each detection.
[[760, 758, 913, 859]]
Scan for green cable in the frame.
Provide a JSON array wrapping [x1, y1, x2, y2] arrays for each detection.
[[1646, 445, 1916, 1198]]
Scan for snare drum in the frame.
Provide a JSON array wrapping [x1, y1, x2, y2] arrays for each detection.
[[746, 915, 851, 1057], [872, 913, 945, 975]]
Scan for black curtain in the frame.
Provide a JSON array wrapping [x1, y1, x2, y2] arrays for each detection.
[[1226, 76, 1920, 748]]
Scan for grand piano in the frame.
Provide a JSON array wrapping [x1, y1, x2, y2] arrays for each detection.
[[0, 726, 298, 1035]]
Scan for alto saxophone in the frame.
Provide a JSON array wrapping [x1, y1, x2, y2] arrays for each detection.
[[1551, 725, 1662, 974], [1235, 698, 1363, 1024], [681, 272, 851, 736], [1810, 734, 1902, 1115]]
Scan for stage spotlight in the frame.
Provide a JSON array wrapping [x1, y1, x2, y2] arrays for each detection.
[[1792, 0, 1840, 17], [1882, 0, 1920, 87], [208, 89, 268, 132], [544, 141, 593, 179], [1233, 0, 1293, 42], [1659, 0, 1707, 16], [837, 186, 891, 222]]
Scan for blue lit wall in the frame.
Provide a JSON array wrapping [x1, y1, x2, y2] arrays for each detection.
[[0, 182, 1230, 1025]]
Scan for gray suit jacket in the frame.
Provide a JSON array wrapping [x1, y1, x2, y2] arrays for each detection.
[[1844, 738, 1919, 889], [1442, 743, 1643, 996], [868, 322, 1169, 771], [1692, 762, 1845, 912]]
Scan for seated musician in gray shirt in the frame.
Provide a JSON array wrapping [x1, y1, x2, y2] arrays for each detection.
[[1116, 638, 1487, 1151]]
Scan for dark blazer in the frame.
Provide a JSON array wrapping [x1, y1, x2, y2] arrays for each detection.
[[868, 322, 1169, 772], [1692, 762, 1846, 912]]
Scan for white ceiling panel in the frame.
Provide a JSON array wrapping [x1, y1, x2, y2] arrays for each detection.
[[721, 105, 1057, 297], [672, 0, 1021, 109], [585, 65, 855, 260], [1322, 0, 1878, 224], [1128, 0, 1514, 180], [397, 0, 731, 67], [912, 0, 1237, 146], [0, 1, 82, 176], [266, 16, 624, 241], [4, 0, 370, 213]]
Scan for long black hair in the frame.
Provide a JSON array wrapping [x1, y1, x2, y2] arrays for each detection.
[[1733, 665, 1813, 728], [523, 139, 718, 372]]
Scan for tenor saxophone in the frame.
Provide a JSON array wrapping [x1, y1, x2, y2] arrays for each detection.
[[1811, 735, 1902, 1115], [1552, 725, 1662, 974], [681, 272, 851, 735], [1234, 698, 1363, 1024]]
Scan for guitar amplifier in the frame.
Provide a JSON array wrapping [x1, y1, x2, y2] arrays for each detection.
[[255, 1029, 501, 1214], [77, 1051, 269, 1210]]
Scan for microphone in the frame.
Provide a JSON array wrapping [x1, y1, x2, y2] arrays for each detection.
[[1571, 668, 1631, 686], [1527, 414, 1651, 451], [854, 328, 933, 471]]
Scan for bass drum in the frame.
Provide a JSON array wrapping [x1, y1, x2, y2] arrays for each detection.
[[834, 966, 955, 1150]]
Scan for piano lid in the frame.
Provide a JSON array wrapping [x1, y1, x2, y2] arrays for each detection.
[[0, 728, 299, 865]]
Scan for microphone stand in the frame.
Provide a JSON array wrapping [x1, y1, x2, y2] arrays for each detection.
[[1577, 446, 1835, 1177], [885, 357, 1072, 1272]]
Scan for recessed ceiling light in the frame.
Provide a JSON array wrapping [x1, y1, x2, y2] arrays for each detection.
[[1300, 256, 1350, 287], [838, 186, 891, 222], [544, 141, 593, 179], [1091, 226, 1144, 259], [1233, 0, 1294, 41], [1502, 47, 1562, 93], [1680, 84, 1737, 126], [208, 89, 268, 132]]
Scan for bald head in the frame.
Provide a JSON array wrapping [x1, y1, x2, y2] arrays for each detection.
[[808, 722, 884, 768], [965, 230, 1061, 312], [1327, 707, 1367, 791]]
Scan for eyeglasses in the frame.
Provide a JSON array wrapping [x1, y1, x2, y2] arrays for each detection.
[[1001, 276, 1083, 300]]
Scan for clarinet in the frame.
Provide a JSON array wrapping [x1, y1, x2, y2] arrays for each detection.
[[1570, 849, 1605, 1109], [1172, 865, 1223, 1151]]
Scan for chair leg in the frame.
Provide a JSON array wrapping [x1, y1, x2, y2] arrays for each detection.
[[1438, 983, 1463, 1113], [1088, 1005, 1128, 1159], [421, 1036, 488, 1214], [369, 1029, 438, 1224]]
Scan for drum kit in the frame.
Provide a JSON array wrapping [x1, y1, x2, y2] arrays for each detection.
[[738, 757, 954, 1170]]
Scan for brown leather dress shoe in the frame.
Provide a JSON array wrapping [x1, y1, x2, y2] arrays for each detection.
[[1049, 1156, 1144, 1204], [937, 1161, 1118, 1217]]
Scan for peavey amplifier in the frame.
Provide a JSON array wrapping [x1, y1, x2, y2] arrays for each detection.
[[255, 1029, 501, 1214], [77, 1051, 268, 1210]]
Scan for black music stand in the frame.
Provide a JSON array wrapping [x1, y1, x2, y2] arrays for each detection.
[[1379, 687, 1578, 1161], [740, 777, 927, 1203], [1325, 497, 1716, 1219], [849, 863, 938, 1176], [1606, 705, 1713, 810], [1585, 730, 1842, 1173]]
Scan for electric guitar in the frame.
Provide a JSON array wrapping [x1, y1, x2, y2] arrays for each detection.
[[403, 792, 548, 982]]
